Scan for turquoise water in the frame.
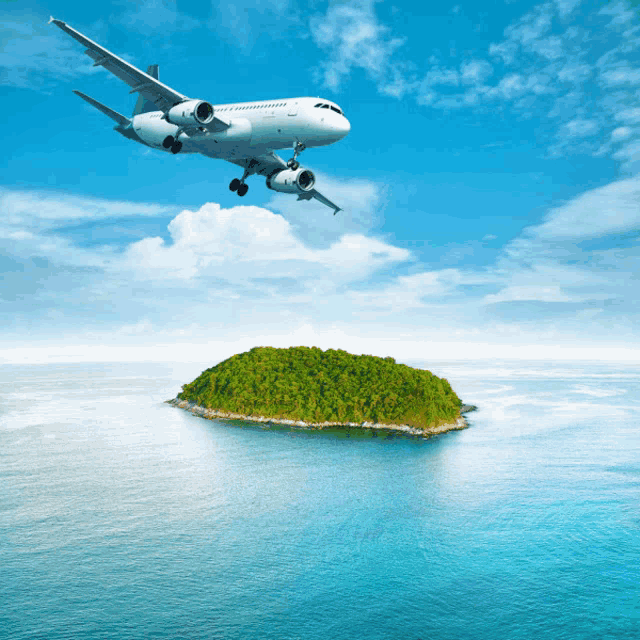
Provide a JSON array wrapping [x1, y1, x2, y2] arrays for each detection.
[[1, 360, 639, 639]]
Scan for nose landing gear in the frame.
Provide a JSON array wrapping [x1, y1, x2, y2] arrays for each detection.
[[286, 142, 306, 171]]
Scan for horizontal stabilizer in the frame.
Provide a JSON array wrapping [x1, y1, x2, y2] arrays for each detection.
[[73, 90, 130, 127]]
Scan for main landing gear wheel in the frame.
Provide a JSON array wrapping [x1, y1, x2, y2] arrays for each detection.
[[170, 141, 182, 154], [229, 178, 241, 192], [286, 160, 300, 170], [237, 183, 249, 197], [162, 135, 174, 149]]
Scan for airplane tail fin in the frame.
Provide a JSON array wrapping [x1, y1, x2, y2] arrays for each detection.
[[132, 64, 159, 116]]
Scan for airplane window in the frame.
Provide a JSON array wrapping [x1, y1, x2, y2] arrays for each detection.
[[321, 104, 329, 109], [314, 103, 322, 107], [330, 106, 340, 113]]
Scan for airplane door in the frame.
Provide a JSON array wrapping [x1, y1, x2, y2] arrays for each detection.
[[288, 101, 298, 116]]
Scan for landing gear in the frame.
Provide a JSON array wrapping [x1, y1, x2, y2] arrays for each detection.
[[230, 167, 253, 197], [287, 141, 306, 170], [164, 135, 182, 154], [229, 178, 249, 196]]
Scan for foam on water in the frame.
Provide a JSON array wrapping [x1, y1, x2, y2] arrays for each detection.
[[1, 360, 639, 639]]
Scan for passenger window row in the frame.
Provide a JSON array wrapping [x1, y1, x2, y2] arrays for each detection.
[[218, 103, 286, 111]]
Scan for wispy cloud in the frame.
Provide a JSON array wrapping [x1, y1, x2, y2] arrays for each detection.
[[210, 0, 302, 51], [0, 16, 97, 89], [309, 0, 640, 169], [122, 0, 200, 31], [310, 0, 409, 96]]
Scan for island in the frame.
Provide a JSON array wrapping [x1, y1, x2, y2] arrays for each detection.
[[167, 346, 475, 436]]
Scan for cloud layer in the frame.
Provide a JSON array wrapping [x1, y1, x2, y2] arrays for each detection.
[[2, 173, 639, 359]]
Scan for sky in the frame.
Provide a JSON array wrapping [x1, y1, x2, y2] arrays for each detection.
[[1, 0, 640, 364]]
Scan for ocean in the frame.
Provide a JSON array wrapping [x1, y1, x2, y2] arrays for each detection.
[[1, 359, 639, 639]]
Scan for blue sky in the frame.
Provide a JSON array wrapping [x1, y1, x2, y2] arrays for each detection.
[[1, 0, 640, 363]]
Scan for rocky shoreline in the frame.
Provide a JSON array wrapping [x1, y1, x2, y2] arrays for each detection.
[[166, 398, 477, 437]]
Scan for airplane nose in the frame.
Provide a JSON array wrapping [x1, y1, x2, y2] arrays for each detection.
[[335, 116, 350, 139]]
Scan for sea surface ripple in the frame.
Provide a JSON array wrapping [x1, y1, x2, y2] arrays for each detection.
[[1, 360, 639, 639]]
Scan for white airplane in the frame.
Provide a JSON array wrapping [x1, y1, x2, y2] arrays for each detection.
[[49, 18, 351, 214]]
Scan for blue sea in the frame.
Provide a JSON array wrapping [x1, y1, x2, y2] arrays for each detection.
[[1, 359, 639, 640]]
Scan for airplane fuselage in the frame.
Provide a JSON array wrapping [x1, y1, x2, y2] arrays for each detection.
[[129, 97, 350, 161]]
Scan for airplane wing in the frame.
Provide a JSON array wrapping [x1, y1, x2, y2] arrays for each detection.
[[297, 189, 342, 215], [50, 17, 187, 112], [228, 154, 342, 214]]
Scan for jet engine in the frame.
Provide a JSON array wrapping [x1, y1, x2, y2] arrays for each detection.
[[266, 168, 316, 194], [167, 100, 215, 126]]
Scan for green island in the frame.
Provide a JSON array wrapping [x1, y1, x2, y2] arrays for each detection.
[[169, 346, 473, 435]]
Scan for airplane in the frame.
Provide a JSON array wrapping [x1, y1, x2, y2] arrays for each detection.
[[49, 18, 351, 214]]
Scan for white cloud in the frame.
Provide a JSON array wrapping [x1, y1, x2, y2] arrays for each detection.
[[350, 269, 460, 311], [460, 60, 493, 85], [310, 0, 407, 94], [266, 173, 385, 248], [423, 67, 460, 87], [554, 0, 582, 18], [611, 126, 633, 141], [615, 108, 640, 124], [121, 201, 409, 287], [0, 187, 176, 231], [613, 139, 640, 174], [598, 1, 637, 28], [123, 0, 199, 30], [601, 66, 640, 86], [562, 118, 599, 138], [484, 285, 574, 304], [211, 0, 300, 50], [556, 63, 592, 82], [307, 0, 638, 169], [529, 176, 640, 239], [3, 176, 640, 357], [502, 3, 554, 48], [0, 18, 97, 88]]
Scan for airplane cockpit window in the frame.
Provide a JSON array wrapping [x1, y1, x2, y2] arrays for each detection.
[[313, 102, 343, 114]]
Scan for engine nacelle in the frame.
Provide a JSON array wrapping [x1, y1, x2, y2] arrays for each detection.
[[266, 168, 316, 194], [167, 100, 214, 126]]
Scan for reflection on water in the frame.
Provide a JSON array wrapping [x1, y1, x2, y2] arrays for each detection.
[[1, 360, 639, 639]]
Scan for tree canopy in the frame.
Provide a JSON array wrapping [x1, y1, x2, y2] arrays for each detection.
[[178, 346, 462, 429]]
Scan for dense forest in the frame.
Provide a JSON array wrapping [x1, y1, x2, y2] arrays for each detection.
[[178, 346, 462, 429]]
